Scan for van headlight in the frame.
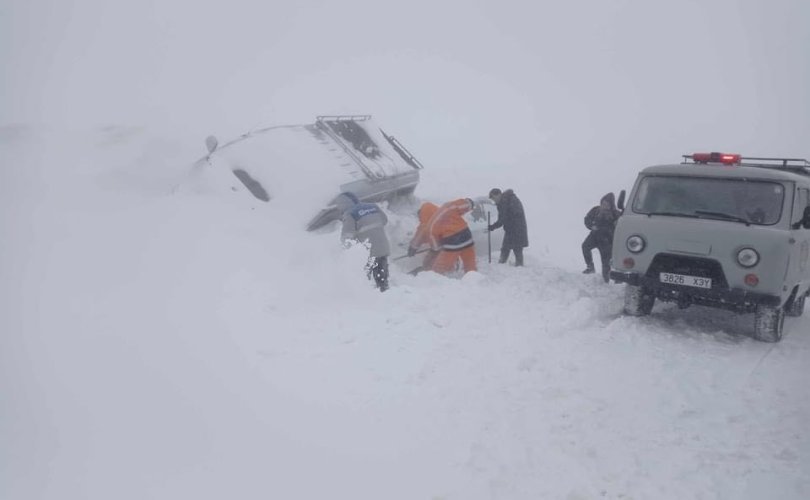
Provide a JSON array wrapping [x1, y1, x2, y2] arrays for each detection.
[[737, 248, 759, 268], [626, 235, 645, 253]]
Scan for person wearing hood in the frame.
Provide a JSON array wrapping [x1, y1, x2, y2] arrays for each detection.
[[582, 192, 621, 282], [487, 188, 528, 266], [407, 198, 477, 275], [334, 192, 391, 291]]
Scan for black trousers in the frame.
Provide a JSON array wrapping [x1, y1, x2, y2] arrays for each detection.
[[370, 256, 389, 291], [582, 231, 612, 282], [499, 247, 524, 266]]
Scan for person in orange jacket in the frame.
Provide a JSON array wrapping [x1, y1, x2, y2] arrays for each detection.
[[407, 198, 477, 275]]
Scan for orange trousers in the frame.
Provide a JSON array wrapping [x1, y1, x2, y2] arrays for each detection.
[[425, 246, 477, 274]]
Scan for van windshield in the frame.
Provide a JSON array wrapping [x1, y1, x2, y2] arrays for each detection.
[[632, 175, 785, 225]]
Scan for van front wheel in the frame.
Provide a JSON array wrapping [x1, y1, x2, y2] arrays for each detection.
[[753, 305, 785, 342], [624, 284, 654, 316], [786, 294, 806, 317]]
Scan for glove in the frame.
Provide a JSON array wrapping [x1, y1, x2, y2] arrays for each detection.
[[487, 224, 495, 232], [407, 246, 417, 257]]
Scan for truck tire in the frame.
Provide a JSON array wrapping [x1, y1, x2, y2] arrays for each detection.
[[753, 305, 785, 342], [785, 293, 806, 317], [624, 284, 654, 316]]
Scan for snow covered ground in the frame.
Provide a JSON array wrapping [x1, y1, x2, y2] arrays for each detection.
[[2, 126, 809, 500]]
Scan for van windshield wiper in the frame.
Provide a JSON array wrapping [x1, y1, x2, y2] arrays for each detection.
[[645, 211, 699, 218], [694, 210, 750, 225]]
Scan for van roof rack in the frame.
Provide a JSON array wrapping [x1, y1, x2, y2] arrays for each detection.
[[681, 153, 810, 175], [739, 156, 809, 167]]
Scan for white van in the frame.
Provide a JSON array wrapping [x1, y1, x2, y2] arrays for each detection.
[[610, 153, 810, 342]]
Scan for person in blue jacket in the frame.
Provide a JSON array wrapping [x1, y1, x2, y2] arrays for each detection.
[[334, 192, 390, 291]]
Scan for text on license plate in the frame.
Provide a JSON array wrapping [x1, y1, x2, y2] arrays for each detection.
[[659, 272, 712, 289]]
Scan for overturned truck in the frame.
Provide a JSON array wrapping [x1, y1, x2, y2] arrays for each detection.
[[198, 115, 423, 229]]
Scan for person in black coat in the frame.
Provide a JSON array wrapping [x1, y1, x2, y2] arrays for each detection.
[[488, 188, 529, 266], [582, 192, 621, 282]]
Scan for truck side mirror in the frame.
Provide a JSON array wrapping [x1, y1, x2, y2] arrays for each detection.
[[617, 190, 626, 212], [803, 206, 810, 229]]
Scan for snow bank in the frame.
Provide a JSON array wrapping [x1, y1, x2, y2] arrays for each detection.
[[1, 126, 808, 500]]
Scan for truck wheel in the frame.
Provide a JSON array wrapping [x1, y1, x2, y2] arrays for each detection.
[[624, 284, 654, 316], [785, 294, 806, 317], [753, 305, 785, 342]]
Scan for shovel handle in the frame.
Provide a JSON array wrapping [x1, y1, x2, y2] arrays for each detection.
[[393, 248, 429, 261], [487, 212, 492, 263]]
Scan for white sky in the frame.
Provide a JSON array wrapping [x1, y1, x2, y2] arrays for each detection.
[[3, 0, 809, 183]]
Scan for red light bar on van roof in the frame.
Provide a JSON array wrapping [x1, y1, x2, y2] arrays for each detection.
[[690, 152, 742, 165]]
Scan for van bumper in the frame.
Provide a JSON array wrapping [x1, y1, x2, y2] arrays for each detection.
[[610, 271, 781, 310]]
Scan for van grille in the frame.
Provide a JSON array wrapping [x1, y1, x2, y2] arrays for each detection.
[[645, 253, 728, 289]]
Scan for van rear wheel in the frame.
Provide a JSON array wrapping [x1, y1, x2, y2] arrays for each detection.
[[753, 305, 785, 342], [624, 284, 654, 316]]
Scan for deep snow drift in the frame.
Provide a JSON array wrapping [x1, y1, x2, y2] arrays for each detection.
[[1, 126, 808, 500]]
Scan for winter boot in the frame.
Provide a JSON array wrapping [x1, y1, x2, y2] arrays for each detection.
[[372, 257, 390, 292], [582, 264, 595, 274], [514, 248, 524, 267]]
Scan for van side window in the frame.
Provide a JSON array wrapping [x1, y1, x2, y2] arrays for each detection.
[[793, 188, 810, 227]]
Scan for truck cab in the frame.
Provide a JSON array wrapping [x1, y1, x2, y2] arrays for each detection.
[[610, 153, 810, 342]]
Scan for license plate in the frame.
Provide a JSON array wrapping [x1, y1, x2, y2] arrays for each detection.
[[659, 272, 712, 289]]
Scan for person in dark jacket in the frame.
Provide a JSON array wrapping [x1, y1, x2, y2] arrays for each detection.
[[582, 192, 621, 282], [334, 192, 390, 291], [487, 188, 529, 266]]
